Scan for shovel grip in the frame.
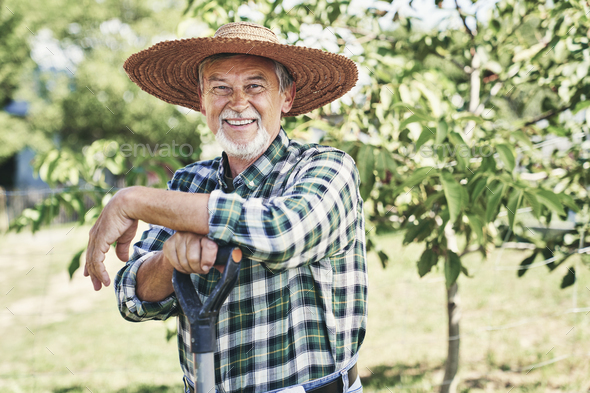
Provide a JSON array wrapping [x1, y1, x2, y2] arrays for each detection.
[[172, 245, 242, 354]]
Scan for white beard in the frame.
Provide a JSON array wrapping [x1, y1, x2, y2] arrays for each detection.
[[216, 107, 270, 161]]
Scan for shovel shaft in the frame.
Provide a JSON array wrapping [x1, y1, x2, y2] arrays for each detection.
[[194, 352, 215, 392]]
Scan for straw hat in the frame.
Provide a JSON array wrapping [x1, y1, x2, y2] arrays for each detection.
[[123, 22, 358, 116]]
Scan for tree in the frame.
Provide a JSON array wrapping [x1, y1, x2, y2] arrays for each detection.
[[0, 0, 49, 165]]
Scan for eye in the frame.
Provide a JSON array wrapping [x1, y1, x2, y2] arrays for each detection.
[[210, 86, 231, 96], [246, 84, 264, 94]]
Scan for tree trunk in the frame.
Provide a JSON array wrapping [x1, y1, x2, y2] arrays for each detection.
[[440, 281, 461, 393], [441, 222, 461, 393], [0, 187, 8, 232]]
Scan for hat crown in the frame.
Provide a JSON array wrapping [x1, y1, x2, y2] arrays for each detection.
[[213, 22, 280, 44]]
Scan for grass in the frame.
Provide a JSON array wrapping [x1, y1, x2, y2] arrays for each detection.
[[1, 225, 589, 392]]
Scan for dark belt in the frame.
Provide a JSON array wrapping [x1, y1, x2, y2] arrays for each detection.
[[307, 363, 358, 393], [185, 363, 358, 393]]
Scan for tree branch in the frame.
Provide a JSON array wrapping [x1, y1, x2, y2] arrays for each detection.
[[454, 0, 475, 41], [459, 245, 484, 257], [523, 104, 573, 126]]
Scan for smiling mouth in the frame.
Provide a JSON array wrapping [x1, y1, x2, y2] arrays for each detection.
[[224, 119, 256, 126]]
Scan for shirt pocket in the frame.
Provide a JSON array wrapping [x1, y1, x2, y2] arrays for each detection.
[[225, 261, 291, 317]]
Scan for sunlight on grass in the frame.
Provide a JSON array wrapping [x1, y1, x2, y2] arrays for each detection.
[[1, 226, 589, 392]]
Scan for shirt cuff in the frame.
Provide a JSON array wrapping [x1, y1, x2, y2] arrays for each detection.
[[118, 251, 178, 320], [207, 189, 244, 244]]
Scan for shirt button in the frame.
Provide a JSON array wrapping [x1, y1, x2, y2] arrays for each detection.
[[249, 181, 254, 186]]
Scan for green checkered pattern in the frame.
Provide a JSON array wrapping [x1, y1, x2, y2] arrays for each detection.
[[115, 128, 368, 392]]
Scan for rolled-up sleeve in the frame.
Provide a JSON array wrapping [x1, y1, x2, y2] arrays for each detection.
[[207, 150, 360, 272], [114, 225, 179, 321]]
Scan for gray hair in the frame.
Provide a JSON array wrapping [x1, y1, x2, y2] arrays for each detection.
[[198, 53, 294, 94]]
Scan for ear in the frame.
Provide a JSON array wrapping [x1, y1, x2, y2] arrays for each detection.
[[280, 82, 296, 114], [197, 87, 206, 115]]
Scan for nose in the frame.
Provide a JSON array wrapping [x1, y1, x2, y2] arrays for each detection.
[[228, 88, 249, 113]]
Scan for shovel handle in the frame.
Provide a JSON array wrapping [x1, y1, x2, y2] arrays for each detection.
[[172, 245, 242, 354]]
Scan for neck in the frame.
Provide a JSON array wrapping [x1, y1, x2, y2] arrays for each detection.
[[226, 154, 262, 178]]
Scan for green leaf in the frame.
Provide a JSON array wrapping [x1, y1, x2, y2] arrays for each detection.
[[447, 131, 465, 147], [479, 155, 496, 173], [485, 182, 505, 223], [517, 251, 538, 278], [357, 144, 375, 200], [403, 218, 435, 245], [559, 193, 579, 213], [392, 166, 434, 196], [423, 191, 444, 210], [440, 171, 463, 223], [496, 144, 515, 172], [68, 248, 86, 280], [436, 121, 448, 144], [523, 191, 541, 219], [377, 250, 389, 269], [542, 247, 557, 271], [418, 248, 438, 277], [573, 100, 590, 114], [506, 188, 523, 230], [461, 265, 470, 277], [327, 2, 341, 23], [338, 141, 360, 158], [416, 128, 435, 150], [511, 131, 534, 148], [560, 267, 576, 289], [471, 177, 487, 202], [536, 189, 566, 216], [445, 250, 461, 288], [400, 114, 425, 130], [466, 214, 484, 244], [375, 149, 397, 180]]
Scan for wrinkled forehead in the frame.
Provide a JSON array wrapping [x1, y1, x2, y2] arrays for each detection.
[[201, 54, 278, 83]]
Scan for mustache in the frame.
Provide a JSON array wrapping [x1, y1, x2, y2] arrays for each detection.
[[219, 108, 261, 121]]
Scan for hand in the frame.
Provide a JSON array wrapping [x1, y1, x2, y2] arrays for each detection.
[[85, 189, 139, 291], [163, 232, 220, 275]]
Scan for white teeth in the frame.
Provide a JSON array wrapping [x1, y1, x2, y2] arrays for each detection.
[[226, 119, 255, 126]]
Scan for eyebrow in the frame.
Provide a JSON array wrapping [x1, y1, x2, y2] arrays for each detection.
[[207, 73, 269, 84]]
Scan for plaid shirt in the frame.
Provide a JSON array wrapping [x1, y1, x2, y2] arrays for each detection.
[[115, 128, 368, 392]]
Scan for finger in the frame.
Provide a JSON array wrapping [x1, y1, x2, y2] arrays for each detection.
[[87, 250, 111, 288], [185, 235, 205, 273], [200, 238, 218, 272], [163, 238, 180, 271], [175, 235, 193, 273], [86, 225, 111, 288], [90, 274, 103, 291], [115, 220, 139, 262]]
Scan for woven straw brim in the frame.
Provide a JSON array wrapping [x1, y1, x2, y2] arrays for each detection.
[[123, 37, 358, 116]]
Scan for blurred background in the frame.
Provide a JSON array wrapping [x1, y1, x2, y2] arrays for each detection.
[[1, 0, 589, 392]]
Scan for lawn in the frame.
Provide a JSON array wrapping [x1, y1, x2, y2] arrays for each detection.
[[1, 224, 589, 392]]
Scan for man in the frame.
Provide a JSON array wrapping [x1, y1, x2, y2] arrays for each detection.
[[85, 22, 367, 393]]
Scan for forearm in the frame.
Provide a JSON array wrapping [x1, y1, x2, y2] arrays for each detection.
[[122, 186, 210, 234], [136, 251, 175, 302]]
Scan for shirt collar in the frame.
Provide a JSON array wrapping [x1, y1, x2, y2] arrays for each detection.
[[218, 127, 289, 191]]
